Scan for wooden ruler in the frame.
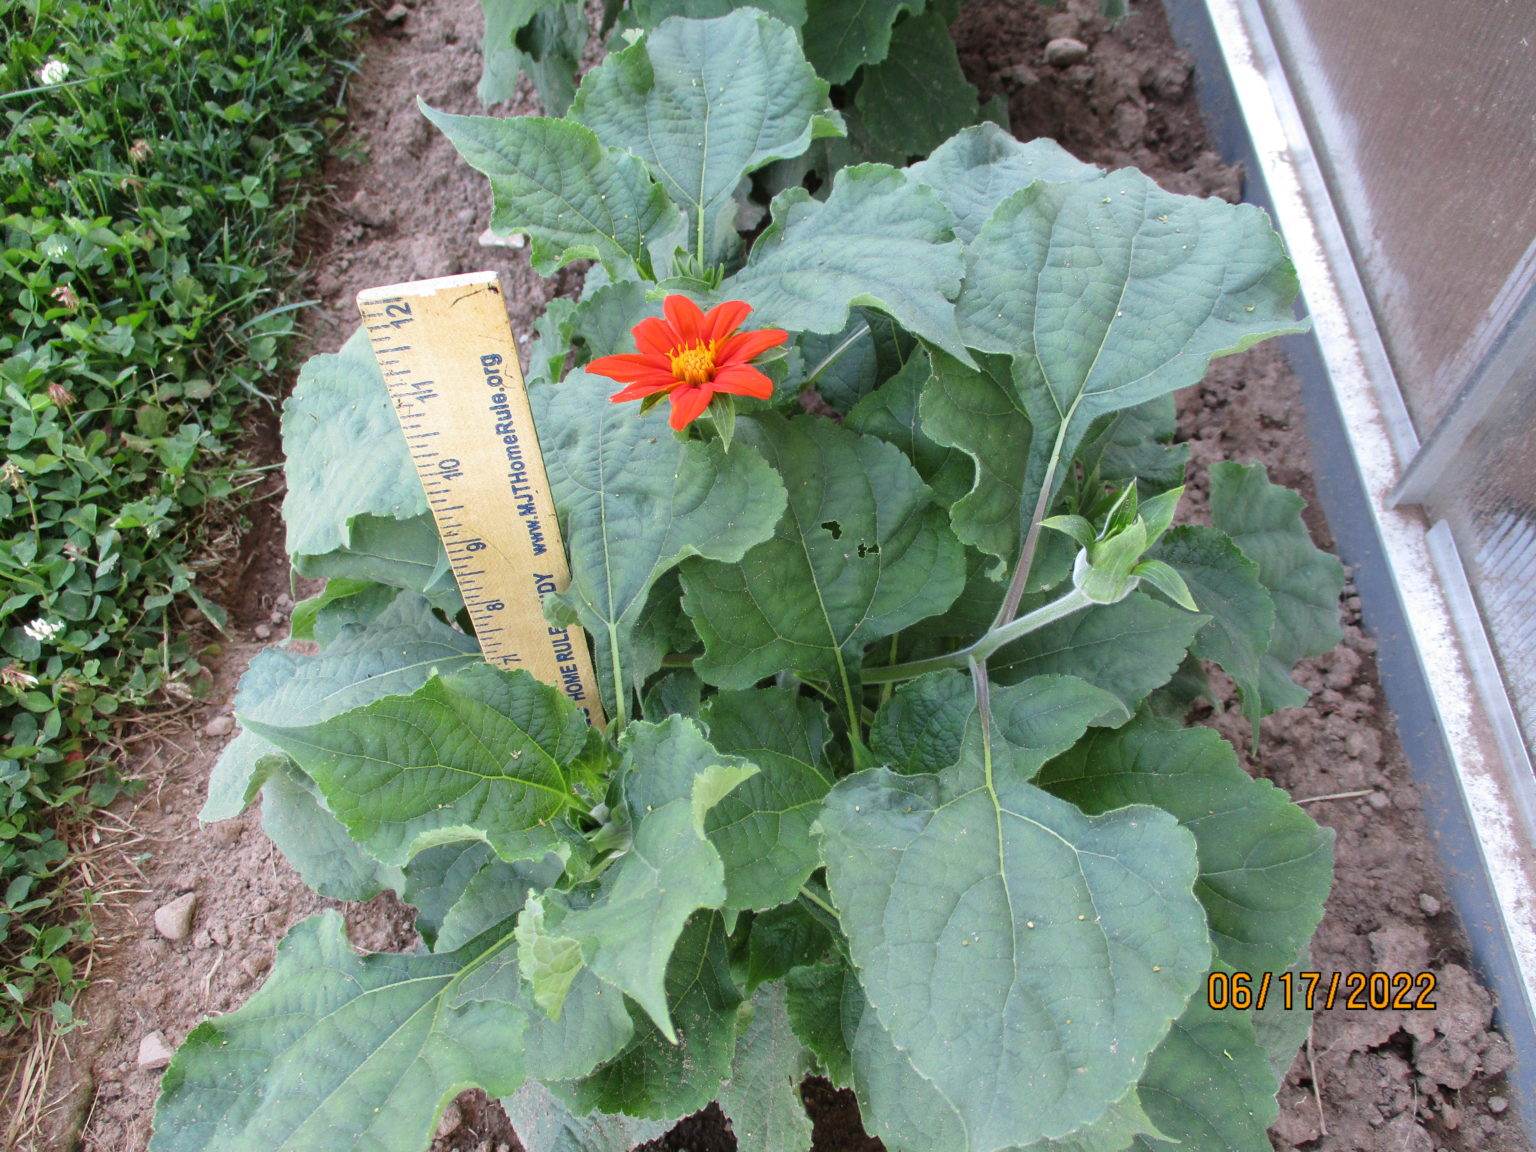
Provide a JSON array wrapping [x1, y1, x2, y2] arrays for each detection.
[[356, 271, 605, 727]]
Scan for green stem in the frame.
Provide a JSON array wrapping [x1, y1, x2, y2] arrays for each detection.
[[862, 585, 1094, 684], [799, 886, 837, 918], [804, 322, 870, 389], [993, 408, 1079, 630], [607, 624, 627, 732]]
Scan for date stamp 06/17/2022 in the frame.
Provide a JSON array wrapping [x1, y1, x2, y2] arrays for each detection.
[[1207, 970, 1438, 1013]]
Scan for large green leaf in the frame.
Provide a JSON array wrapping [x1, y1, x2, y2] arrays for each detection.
[[1075, 394, 1188, 496], [501, 1079, 672, 1152], [918, 351, 1034, 576], [403, 842, 565, 954], [554, 912, 743, 1120], [785, 960, 855, 1089], [245, 663, 600, 867], [722, 164, 970, 362], [989, 591, 1206, 723], [281, 328, 422, 559], [803, 0, 923, 83], [853, 9, 981, 162], [681, 414, 964, 693], [846, 348, 973, 515], [743, 902, 834, 993], [260, 762, 403, 902], [1132, 996, 1277, 1152], [1149, 525, 1274, 729], [699, 687, 834, 910], [477, 0, 584, 111], [956, 169, 1306, 529], [820, 743, 1210, 1149], [905, 123, 1100, 245], [537, 375, 786, 717], [629, 0, 807, 30], [292, 513, 462, 615], [1208, 462, 1344, 715], [204, 592, 481, 821], [571, 9, 838, 266], [870, 669, 1120, 778], [424, 106, 683, 279], [151, 913, 526, 1152], [719, 981, 815, 1152], [1037, 718, 1332, 975], [521, 718, 754, 1039]]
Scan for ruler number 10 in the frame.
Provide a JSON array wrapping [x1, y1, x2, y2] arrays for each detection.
[[437, 457, 463, 481]]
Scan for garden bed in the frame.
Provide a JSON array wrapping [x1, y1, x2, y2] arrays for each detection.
[[6, 1, 1525, 1150]]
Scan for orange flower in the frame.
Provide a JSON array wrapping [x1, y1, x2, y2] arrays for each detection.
[[586, 295, 788, 431]]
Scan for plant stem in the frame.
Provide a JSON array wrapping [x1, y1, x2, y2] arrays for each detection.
[[804, 322, 870, 389], [862, 585, 1094, 684], [607, 624, 627, 732], [992, 407, 1079, 629], [799, 886, 837, 918]]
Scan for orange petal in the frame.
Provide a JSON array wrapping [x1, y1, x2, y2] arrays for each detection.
[[710, 364, 774, 399], [586, 352, 674, 383], [701, 299, 752, 343], [716, 327, 788, 365], [663, 295, 707, 346], [668, 381, 714, 429], [611, 379, 676, 402], [632, 315, 679, 357]]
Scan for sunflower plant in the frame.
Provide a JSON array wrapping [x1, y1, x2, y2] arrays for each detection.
[[154, 12, 1342, 1152]]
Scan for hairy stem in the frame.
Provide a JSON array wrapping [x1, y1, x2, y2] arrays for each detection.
[[993, 408, 1079, 629]]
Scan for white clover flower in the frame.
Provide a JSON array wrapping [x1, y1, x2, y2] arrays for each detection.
[[39, 59, 70, 86], [23, 618, 65, 643], [40, 236, 68, 262], [1, 664, 39, 691]]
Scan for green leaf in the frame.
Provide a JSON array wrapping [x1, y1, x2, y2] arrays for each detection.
[[743, 902, 834, 992], [719, 981, 815, 1152], [989, 592, 1206, 724], [501, 1078, 672, 1152], [1149, 526, 1274, 727], [906, 122, 1101, 244], [261, 761, 403, 902], [1251, 947, 1313, 1085], [956, 169, 1307, 525], [1037, 717, 1332, 975], [1132, 996, 1277, 1152], [555, 911, 743, 1120], [151, 913, 526, 1152], [539, 375, 787, 717], [629, 0, 807, 30], [819, 749, 1209, 1149], [699, 687, 834, 910], [723, 164, 970, 362], [522, 966, 638, 1082], [245, 663, 599, 867], [477, 0, 581, 109], [1075, 394, 1188, 496], [854, 9, 980, 162], [424, 106, 682, 279], [281, 328, 422, 559], [801, 309, 914, 413], [846, 348, 973, 515], [204, 593, 481, 822], [785, 960, 856, 1088], [803, 0, 923, 83], [292, 513, 463, 615], [681, 414, 964, 692], [870, 669, 1120, 779], [918, 351, 1034, 576], [1208, 462, 1345, 715], [571, 9, 837, 266], [528, 718, 753, 1038], [403, 842, 565, 953]]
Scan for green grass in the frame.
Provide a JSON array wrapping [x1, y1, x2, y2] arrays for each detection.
[[0, 0, 363, 1035]]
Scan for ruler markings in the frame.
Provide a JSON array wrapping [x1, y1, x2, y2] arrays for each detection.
[[358, 272, 605, 726]]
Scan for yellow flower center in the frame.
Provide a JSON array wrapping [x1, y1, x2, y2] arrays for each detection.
[[669, 343, 716, 386]]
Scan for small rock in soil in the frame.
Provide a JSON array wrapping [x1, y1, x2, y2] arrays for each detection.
[[153, 892, 197, 941], [1419, 892, 1442, 915], [1044, 37, 1089, 67], [385, 3, 409, 22], [254, 623, 272, 640], [137, 1032, 176, 1071], [202, 714, 234, 738], [1490, 1095, 1509, 1113]]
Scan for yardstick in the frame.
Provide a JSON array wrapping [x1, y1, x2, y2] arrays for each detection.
[[356, 271, 605, 727]]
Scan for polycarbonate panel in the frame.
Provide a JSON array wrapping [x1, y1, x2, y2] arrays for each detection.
[[1432, 378, 1536, 752], [1257, 0, 1536, 435]]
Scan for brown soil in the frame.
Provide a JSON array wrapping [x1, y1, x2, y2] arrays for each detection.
[[4, 1, 1524, 1150]]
